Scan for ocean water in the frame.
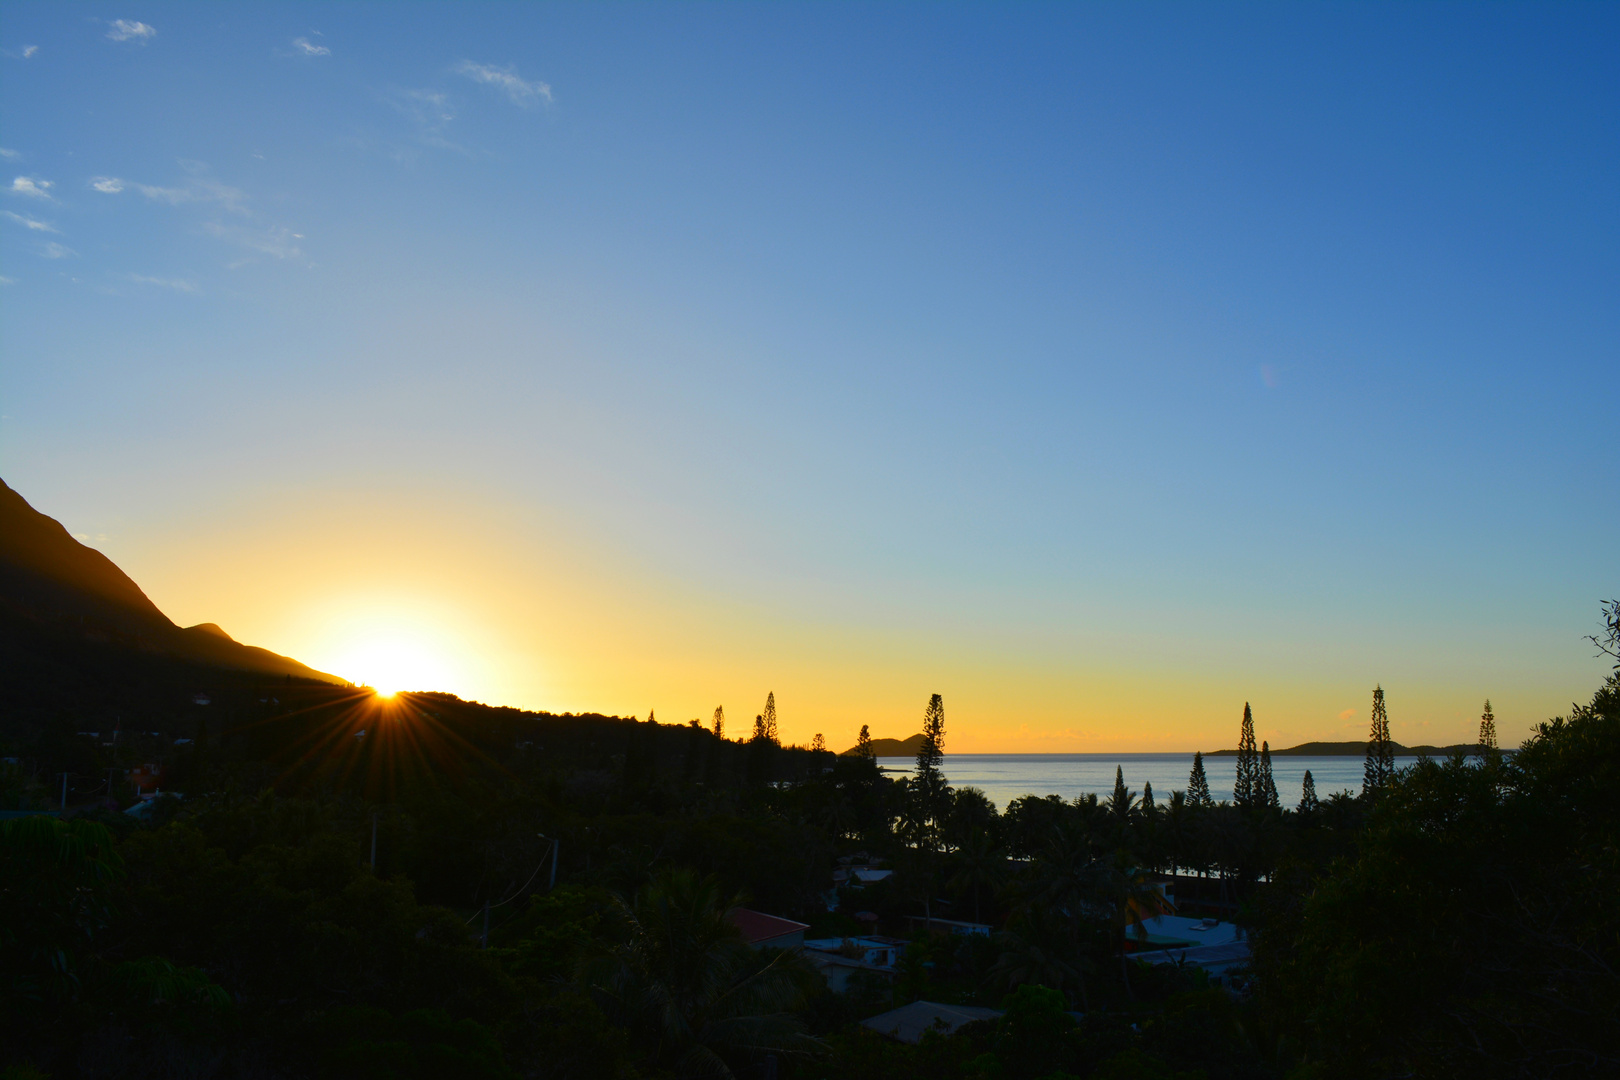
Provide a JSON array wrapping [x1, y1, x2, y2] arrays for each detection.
[[875, 753, 1429, 810]]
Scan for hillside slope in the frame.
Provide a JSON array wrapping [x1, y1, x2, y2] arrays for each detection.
[[0, 478, 338, 683]]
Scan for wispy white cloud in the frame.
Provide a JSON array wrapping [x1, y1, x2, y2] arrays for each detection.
[[39, 240, 76, 259], [204, 222, 302, 260], [0, 149, 22, 161], [3, 210, 57, 232], [92, 162, 304, 264], [8, 176, 53, 199], [293, 36, 330, 57], [380, 88, 468, 154], [0, 276, 14, 285], [454, 60, 552, 106], [395, 89, 455, 128], [127, 273, 198, 292], [89, 167, 248, 213], [22, 45, 38, 59], [106, 20, 157, 43], [133, 183, 197, 205], [174, 175, 249, 213]]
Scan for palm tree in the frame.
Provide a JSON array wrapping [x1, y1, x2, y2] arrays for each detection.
[[1162, 790, 1192, 879], [1023, 821, 1108, 919], [584, 868, 821, 1078], [948, 828, 1008, 923], [1110, 859, 1174, 998], [989, 906, 1094, 1011], [817, 786, 857, 842], [1001, 822, 1118, 1008], [942, 786, 999, 853]]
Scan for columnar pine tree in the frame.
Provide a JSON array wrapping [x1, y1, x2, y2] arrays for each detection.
[[1376, 687, 1394, 779], [1107, 765, 1138, 826], [1479, 699, 1497, 751], [1298, 769, 1319, 814], [856, 724, 874, 758], [811, 733, 825, 753], [712, 706, 724, 740], [1235, 703, 1259, 808], [761, 692, 778, 744], [1259, 741, 1279, 809], [913, 694, 949, 844], [1142, 780, 1156, 814], [916, 694, 946, 779], [1362, 685, 1395, 798], [647, 710, 655, 725], [1188, 751, 1214, 808]]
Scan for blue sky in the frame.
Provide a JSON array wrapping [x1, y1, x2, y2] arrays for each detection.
[[2, 3, 1615, 749]]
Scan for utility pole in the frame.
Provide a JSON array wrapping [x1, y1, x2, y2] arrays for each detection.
[[60, 772, 69, 812]]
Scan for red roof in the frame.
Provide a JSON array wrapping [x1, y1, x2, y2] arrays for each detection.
[[728, 907, 810, 945]]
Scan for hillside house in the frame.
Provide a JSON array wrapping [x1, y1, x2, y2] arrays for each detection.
[[728, 908, 810, 950]]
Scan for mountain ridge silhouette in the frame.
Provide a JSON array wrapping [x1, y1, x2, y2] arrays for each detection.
[[0, 478, 339, 683]]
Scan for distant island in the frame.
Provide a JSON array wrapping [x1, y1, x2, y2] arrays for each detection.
[[1205, 740, 1489, 757], [841, 733, 926, 757], [844, 735, 1494, 758], [846, 736, 1492, 758]]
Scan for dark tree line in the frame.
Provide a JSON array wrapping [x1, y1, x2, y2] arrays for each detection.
[[4, 607, 1618, 1079]]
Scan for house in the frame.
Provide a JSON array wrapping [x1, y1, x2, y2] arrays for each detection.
[[1132, 941, 1252, 984], [832, 866, 894, 887], [1122, 915, 1242, 952], [802, 935, 907, 992], [1124, 914, 1250, 983], [804, 935, 903, 969], [128, 763, 165, 792], [728, 908, 810, 950], [1127, 879, 1177, 922], [906, 916, 993, 936], [124, 792, 182, 821], [860, 1000, 1003, 1044]]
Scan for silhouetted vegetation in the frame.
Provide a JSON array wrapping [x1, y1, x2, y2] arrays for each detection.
[[4, 606, 1618, 1078]]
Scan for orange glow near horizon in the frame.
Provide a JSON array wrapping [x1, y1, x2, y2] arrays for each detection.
[[106, 485, 1597, 755], [301, 599, 480, 702]]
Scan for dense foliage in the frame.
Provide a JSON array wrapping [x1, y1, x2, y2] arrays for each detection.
[[4, 617, 1617, 1079], [1256, 670, 1620, 1077]]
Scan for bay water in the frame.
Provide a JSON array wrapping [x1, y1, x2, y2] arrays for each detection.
[[875, 753, 1428, 810]]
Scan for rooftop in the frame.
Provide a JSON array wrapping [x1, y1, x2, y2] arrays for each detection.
[[1133, 940, 1253, 971], [1126, 915, 1242, 950], [860, 1000, 1003, 1044], [728, 908, 810, 946]]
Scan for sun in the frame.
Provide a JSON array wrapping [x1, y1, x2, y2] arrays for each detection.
[[299, 596, 484, 701], [334, 632, 461, 699]]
